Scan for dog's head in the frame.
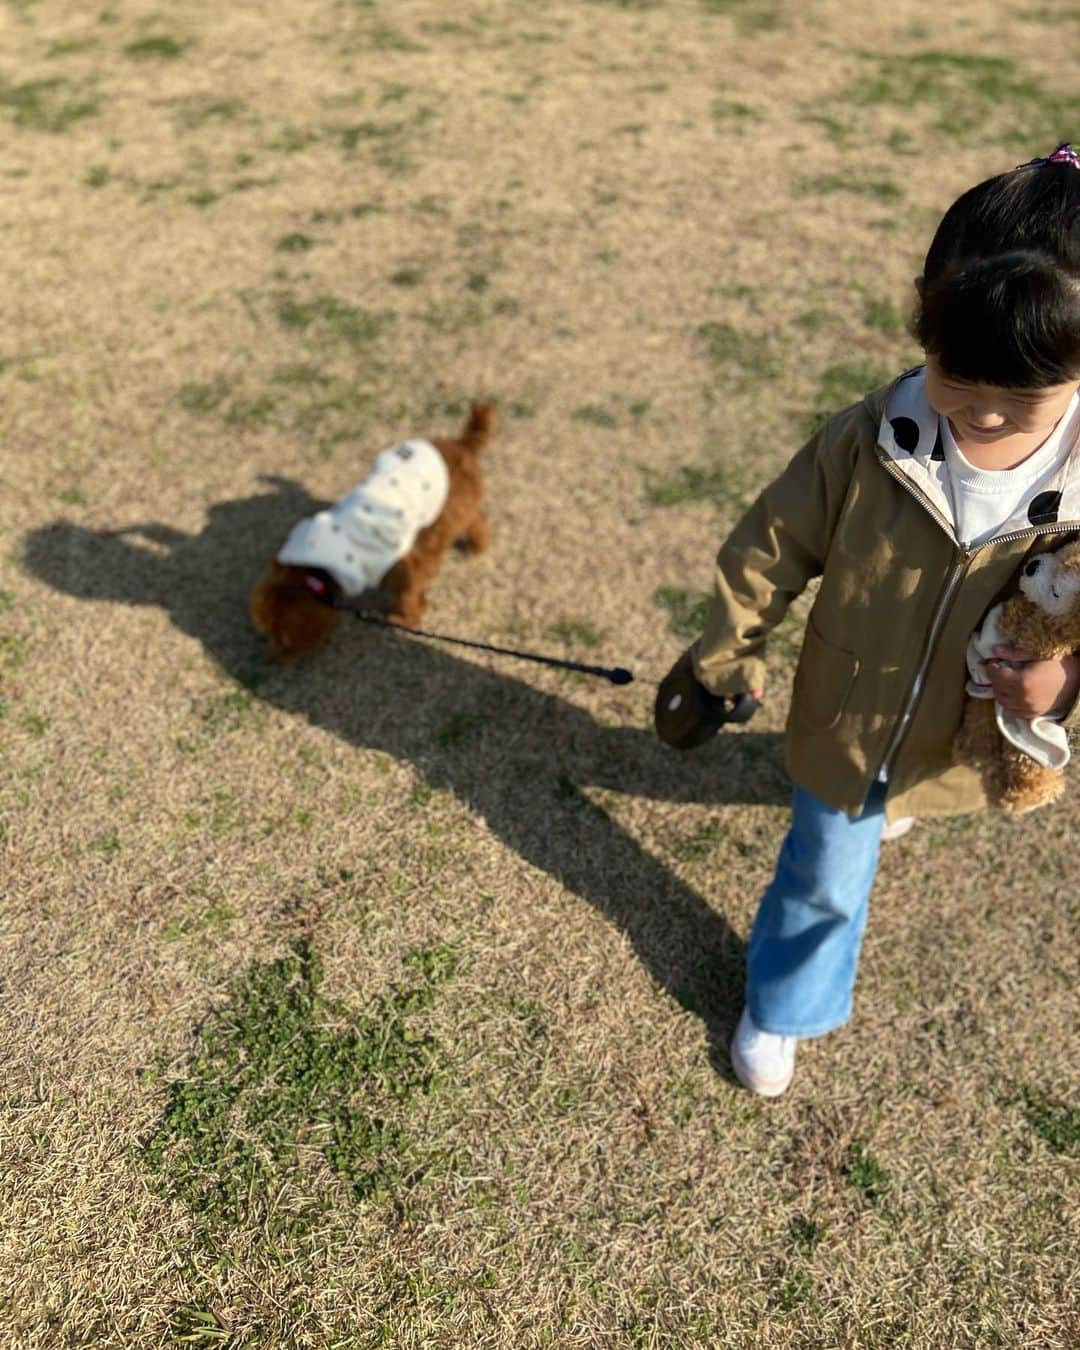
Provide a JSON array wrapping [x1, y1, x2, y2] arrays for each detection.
[[250, 560, 341, 660], [1018, 541, 1080, 619]]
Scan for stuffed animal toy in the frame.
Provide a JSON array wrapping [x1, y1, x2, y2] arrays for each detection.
[[251, 404, 492, 659], [955, 539, 1080, 814]]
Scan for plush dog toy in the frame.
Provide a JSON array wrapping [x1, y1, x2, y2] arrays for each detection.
[[955, 540, 1080, 814], [251, 403, 492, 659]]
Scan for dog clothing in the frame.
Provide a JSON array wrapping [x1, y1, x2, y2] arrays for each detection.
[[277, 439, 450, 595]]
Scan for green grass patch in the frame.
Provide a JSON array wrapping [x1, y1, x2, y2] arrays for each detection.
[[0, 634, 30, 668], [0, 351, 42, 376], [162, 899, 235, 942], [1021, 1085, 1080, 1155], [224, 394, 276, 426], [644, 460, 753, 513], [800, 112, 853, 145], [289, 381, 377, 442], [275, 292, 392, 349], [701, 0, 784, 32], [668, 819, 727, 862], [586, 0, 657, 11], [846, 51, 1078, 145], [47, 37, 99, 58], [141, 939, 453, 1238], [572, 405, 617, 428], [330, 112, 431, 174], [862, 294, 906, 337], [333, 121, 402, 151], [197, 686, 260, 736], [21, 711, 49, 738], [268, 125, 319, 154], [175, 96, 243, 129], [712, 97, 757, 122], [94, 826, 121, 858], [801, 360, 894, 436], [789, 1214, 822, 1254], [125, 35, 189, 60], [697, 320, 777, 380], [168, 1304, 232, 1343], [843, 1140, 890, 1205], [653, 586, 710, 640], [0, 76, 100, 132], [270, 363, 330, 388], [548, 619, 607, 648], [794, 173, 903, 202], [366, 23, 426, 54], [176, 378, 231, 414], [772, 1267, 813, 1312]]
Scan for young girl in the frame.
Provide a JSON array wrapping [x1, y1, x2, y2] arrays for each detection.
[[670, 144, 1080, 1096]]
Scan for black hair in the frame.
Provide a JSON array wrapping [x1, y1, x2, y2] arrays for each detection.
[[913, 147, 1080, 388]]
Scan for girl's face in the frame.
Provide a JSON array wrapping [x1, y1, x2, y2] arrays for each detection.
[[924, 358, 1080, 447]]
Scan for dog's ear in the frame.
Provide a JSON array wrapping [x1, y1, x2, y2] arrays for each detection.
[[273, 595, 338, 660]]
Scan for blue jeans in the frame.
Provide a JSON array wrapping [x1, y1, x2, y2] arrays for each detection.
[[746, 781, 888, 1038]]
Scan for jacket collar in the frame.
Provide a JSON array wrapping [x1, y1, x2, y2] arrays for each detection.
[[874, 365, 1080, 543]]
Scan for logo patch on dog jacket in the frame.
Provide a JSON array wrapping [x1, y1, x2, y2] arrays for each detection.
[[277, 439, 450, 595]]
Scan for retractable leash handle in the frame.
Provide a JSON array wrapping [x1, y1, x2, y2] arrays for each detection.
[[654, 648, 759, 749]]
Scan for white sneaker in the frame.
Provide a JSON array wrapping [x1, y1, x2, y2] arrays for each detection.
[[730, 1006, 796, 1097], [880, 815, 915, 841]]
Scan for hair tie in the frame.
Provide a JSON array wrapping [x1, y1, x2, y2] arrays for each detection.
[[1020, 142, 1080, 169]]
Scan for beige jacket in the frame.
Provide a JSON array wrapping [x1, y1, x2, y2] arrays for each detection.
[[693, 371, 1080, 821]]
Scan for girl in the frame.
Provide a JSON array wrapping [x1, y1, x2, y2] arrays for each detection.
[[669, 145, 1080, 1096]]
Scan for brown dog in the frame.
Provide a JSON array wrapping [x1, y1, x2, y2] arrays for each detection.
[[251, 404, 492, 659]]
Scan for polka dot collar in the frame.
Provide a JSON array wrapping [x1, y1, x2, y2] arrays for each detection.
[[876, 366, 1080, 542]]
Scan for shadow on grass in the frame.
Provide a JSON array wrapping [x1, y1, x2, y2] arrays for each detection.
[[23, 481, 791, 1071]]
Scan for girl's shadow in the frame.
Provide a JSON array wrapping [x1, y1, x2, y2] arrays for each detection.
[[23, 479, 789, 1062]]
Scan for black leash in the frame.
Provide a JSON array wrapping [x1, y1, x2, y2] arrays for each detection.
[[325, 591, 634, 685], [301, 576, 771, 732]]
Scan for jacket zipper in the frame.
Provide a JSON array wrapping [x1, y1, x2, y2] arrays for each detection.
[[876, 546, 970, 781], [876, 453, 957, 541], [874, 451, 1080, 781]]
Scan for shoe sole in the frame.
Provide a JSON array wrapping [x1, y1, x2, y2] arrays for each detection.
[[881, 817, 915, 841], [730, 1042, 794, 1098]]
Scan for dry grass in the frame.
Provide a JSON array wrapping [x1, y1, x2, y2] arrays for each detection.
[[1, 0, 1078, 1345]]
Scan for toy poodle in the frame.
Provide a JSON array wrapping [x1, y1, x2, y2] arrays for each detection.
[[251, 403, 492, 659]]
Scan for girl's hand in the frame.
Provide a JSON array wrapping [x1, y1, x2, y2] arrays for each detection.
[[987, 645, 1080, 717]]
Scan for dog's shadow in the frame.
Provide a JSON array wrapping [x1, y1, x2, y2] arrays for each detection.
[[23, 478, 790, 1064]]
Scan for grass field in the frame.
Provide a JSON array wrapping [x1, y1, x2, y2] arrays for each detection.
[[2, 0, 1078, 1344]]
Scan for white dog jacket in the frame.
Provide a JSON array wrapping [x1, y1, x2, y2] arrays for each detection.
[[277, 439, 450, 595], [965, 603, 1071, 771]]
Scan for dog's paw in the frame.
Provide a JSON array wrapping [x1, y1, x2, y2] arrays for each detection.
[[456, 513, 490, 555]]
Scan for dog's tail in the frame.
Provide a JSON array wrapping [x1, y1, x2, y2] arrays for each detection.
[[459, 402, 494, 453]]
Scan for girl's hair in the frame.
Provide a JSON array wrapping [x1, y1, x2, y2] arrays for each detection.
[[913, 146, 1080, 388]]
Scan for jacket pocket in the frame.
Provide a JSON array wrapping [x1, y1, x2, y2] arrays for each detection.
[[791, 614, 860, 732]]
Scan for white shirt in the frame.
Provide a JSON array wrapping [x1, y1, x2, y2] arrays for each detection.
[[943, 392, 1080, 548]]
